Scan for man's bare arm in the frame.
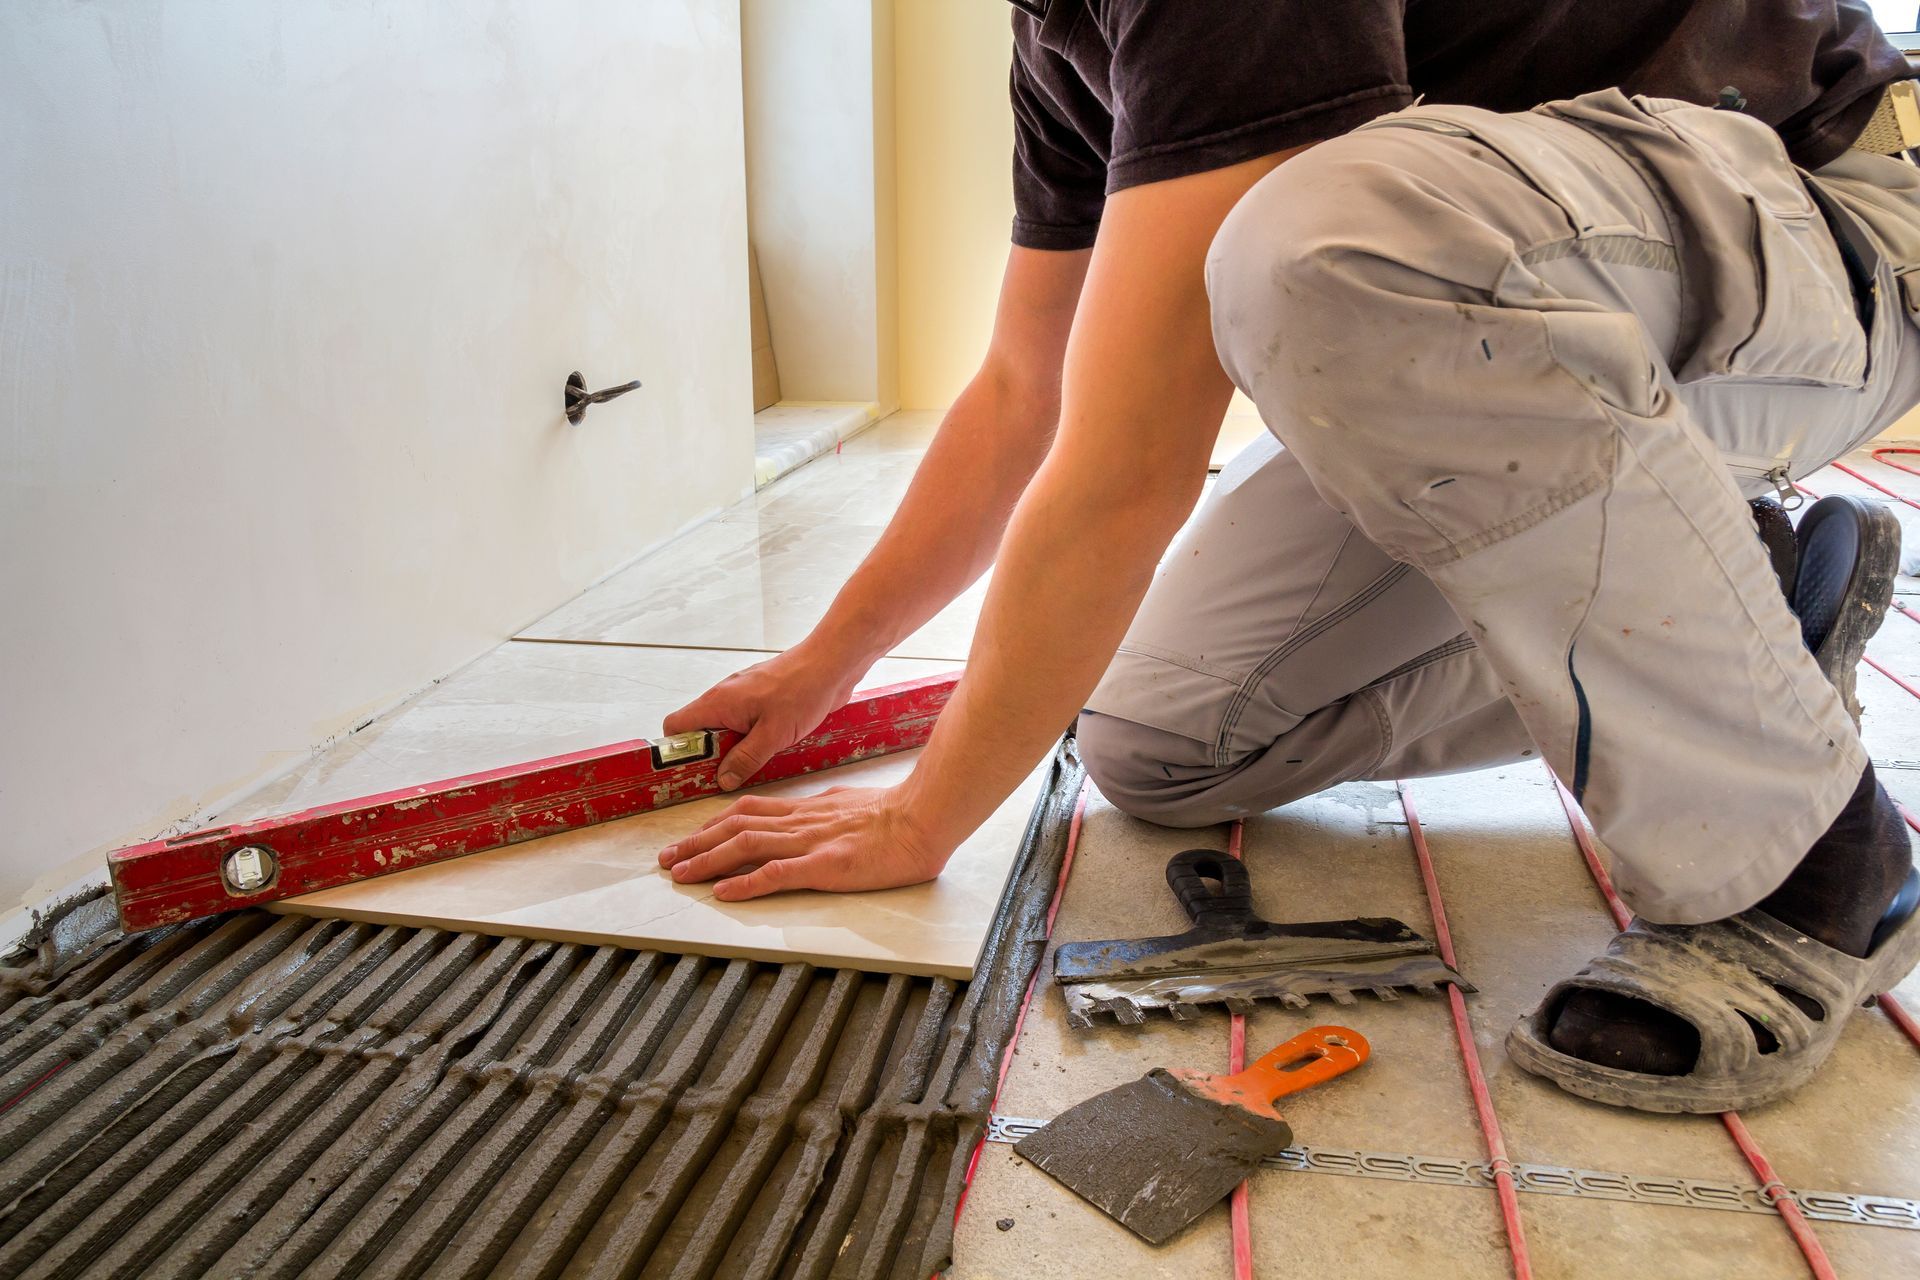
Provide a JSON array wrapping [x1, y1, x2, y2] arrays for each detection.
[[662, 148, 1306, 897], [663, 247, 1089, 787]]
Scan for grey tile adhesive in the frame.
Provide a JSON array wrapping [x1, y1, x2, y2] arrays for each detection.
[[0, 741, 1086, 1279]]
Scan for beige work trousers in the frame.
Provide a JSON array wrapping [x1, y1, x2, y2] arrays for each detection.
[[1081, 89, 1920, 923]]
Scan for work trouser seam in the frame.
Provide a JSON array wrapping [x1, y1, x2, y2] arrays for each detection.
[[1364, 633, 1480, 689], [1519, 233, 1681, 273], [1214, 559, 1410, 767], [1415, 470, 1613, 565], [1357, 685, 1397, 776]]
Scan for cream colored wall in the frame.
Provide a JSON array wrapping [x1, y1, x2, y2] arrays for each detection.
[[892, 0, 1015, 410], [742, 0, 897, 407], [887, 2, 1264, 425], [0, 3, 754, 909]]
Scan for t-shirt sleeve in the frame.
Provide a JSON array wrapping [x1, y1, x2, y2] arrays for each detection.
[[1011, 42, 1108, 251], [1102, 1, 1414, 193]]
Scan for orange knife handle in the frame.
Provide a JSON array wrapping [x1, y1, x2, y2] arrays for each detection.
[[1168, 1025, 1370, 1120], [1243, 1025, 1369, 1098]]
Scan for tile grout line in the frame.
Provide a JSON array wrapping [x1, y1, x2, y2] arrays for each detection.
[[1550, 778, 1839, 1280], [506, 635, 970, 665], [1395, 780, 1534, 1280]]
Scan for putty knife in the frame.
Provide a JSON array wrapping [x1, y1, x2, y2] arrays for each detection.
[[1014, 1025, 1369, 1244]]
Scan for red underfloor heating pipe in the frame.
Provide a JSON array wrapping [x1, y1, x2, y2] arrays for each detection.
[[1394, 781, 1535, 1279]]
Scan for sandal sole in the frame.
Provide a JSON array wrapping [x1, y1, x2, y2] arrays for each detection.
[[1506, 873, 1920, 1114]]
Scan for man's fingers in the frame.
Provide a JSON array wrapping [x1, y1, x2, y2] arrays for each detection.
[[718, 723, 789, 790], [662, 690, 730, 736], [698, 795, 792, 828], [713, 853, 827, 901], [658, 812, 778, 866], [669, 831, 799, 884]]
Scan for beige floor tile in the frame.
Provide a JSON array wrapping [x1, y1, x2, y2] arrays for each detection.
[[836, 408, 941, 456], [731, 449, 926, 526], [270, 746, 1046, 979], [1400, 768, 1767, 1183], [954, 799, 1240, 1274], [226, 642, 1023, 979], [222, 642, 956, 823], [515, 509, 985, 661], [953, 1145, 1233, 1279], [1520, 1195, 1809, 1280]]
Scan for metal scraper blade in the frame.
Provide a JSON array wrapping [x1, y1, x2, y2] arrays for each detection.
[[1053, 850, 1472, 1030], [1060, 949, 1469, 1029]]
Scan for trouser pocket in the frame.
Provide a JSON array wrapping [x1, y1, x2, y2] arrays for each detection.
[[1647, 101, 1869, 390]]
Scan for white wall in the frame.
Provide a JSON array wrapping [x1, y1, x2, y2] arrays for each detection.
[[0, 2, 754, 908], [741, 0, 895, 407]]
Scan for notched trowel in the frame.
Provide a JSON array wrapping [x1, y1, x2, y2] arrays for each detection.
[[1055, 848, 1473, 1028]]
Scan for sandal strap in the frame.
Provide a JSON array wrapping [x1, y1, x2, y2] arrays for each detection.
[[1545, 910, 1855, 1075]]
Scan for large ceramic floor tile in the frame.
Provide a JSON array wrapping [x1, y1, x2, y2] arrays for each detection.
[[1519, 1195, 1809, 1279], [952, 797, 1240, 1276], [954, 790, 1501, 1276], [731, 449, 927, 526], [1400, 767, 1769, 1182], [222, 642, 957, 823], [515, 510, 984, 661], [270, 746, 1046, 979], [229, 642, 1021, 978], [837, 408, 940, 455]]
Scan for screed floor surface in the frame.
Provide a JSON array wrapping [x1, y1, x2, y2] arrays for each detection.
[[215, 412, 1920, 1276]]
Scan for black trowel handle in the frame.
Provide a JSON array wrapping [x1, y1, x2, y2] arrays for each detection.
[[1166, 849, 1257, 929]]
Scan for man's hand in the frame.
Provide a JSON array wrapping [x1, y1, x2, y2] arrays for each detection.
[[657, 786, 948, 900], [659, 248, 1088, 791], [671, 147, 1308, 898], [662, 643, 863, 791]]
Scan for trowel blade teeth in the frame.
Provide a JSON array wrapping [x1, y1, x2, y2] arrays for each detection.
[[1329, 988, 1357, 1006], [1282, 993, 1311, 1009], [1165, 1002, 1198, 1021], [1110, 1000, 1146, 1026], [1412, 982, 1439, 997], [1224, 998, 1256, 1016], [1371, 986, 1398, 1001]]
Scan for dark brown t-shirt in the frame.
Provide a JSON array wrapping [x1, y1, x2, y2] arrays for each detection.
[[1011, 0, 1911, 250]]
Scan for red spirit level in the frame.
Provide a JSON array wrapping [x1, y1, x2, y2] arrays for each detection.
[[108, 670, 961, 933]]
